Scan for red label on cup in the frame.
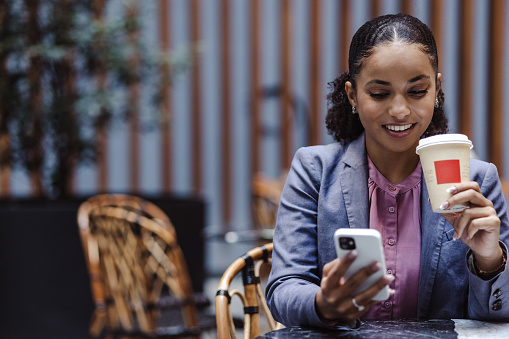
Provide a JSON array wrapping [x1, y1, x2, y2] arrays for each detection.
[[434, 159, 461, 184]]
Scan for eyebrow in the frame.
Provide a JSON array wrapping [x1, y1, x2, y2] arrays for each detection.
[[366, 74, 431, 86]]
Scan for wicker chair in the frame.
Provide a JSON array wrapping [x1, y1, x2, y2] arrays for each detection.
[[216, 243, 283, 339], [77, 194, 214, 338], [251, 173, 286, 230]]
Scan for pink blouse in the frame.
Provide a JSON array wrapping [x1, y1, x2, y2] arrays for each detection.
[[361, 157, 422, 320]]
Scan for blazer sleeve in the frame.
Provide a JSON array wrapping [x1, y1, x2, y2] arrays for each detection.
[[467, 162, 509, 320], [266, 147, 348, 328]]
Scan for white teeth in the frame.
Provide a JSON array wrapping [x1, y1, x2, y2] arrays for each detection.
[[385, 124, 412, 132]]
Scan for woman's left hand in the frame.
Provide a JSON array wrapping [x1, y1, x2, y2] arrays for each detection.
[[439, 181, 503, 271]]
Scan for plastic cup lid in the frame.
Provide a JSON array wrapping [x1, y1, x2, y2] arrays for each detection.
[[416, 133, 473, 154]]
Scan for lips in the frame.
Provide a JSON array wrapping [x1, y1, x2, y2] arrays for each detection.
[[384, 124, 414, 132]]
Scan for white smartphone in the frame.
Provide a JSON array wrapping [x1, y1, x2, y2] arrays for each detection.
[[334, 228, 389, 301]]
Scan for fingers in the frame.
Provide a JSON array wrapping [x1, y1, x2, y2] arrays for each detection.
[[340, 261, 381, 294], [318, 255, 393, 321], [439, 181, 499, 239], [353, 299, 378, 315], [450, 207, 499, 240], [322, 250, 358, 290], [440, 182, 491, 210], [348, 275, 395, 317], [350, 274, 395, 306]]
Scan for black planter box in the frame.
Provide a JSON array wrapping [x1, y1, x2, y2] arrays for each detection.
[[0, 194, 206, 339]]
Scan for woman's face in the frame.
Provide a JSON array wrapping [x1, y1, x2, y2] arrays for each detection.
[[345, 42, 440, 158]]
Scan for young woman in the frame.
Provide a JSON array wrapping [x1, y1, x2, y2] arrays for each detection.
[[266, 13, 509, 328]]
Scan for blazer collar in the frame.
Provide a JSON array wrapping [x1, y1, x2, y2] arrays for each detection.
[[342, 133, 368, 170]]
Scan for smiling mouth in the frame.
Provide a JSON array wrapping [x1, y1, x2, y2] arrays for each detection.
[[384, 124, 414, 132]]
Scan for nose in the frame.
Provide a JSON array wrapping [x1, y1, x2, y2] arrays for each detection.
[[388, 95, 410, 120]]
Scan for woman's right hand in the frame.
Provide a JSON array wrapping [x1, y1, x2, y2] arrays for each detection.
[[315, 250, 394, 323]]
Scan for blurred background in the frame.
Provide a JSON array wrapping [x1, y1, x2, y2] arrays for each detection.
[[1, 0, 509, 338]]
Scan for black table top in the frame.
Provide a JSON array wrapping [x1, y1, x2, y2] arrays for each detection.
[[257, 319, 457, 338]]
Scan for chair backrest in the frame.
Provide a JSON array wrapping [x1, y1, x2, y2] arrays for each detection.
[[77, 194, 199, 337], [215, 243, 282, 339], [251, 173, 286, 229]]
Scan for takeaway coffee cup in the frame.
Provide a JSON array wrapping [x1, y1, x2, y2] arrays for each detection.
[[416, 134, 473, 213]]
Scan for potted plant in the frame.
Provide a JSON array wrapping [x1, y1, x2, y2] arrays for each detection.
[[0, 0, 197, 199]]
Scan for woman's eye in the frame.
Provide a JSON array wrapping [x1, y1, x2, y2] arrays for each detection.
[[409, 89, 428, 97], [369, 92, 389, 99]]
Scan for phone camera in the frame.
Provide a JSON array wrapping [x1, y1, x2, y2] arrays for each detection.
[[339, 237, 356, 250]]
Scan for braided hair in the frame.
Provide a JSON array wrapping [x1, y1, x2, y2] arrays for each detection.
[[325, 13, 448, 142]]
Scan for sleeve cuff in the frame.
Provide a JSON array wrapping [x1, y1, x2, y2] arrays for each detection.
[[467, 242, 507, 281]]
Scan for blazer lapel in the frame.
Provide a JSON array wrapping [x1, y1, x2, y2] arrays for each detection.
[[339, 134, 369, 229], [417, 176, 447, 318]]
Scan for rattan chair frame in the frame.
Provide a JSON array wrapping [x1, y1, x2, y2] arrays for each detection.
[[251, 174, 285, 229], [77, 194, 208, 338], [216, 243, 283, 339]]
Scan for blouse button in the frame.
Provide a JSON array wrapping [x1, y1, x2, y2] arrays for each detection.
[[387, 269, 393, 275], [388, 186, 396, 192], [388, 207, 395, 213], [388, 238, 396, 246], [384, 301, 392, 309]]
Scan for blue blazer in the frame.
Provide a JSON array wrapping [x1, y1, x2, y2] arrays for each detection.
[[266, 133, 509, 327]]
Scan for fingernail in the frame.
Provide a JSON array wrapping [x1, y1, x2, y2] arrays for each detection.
[[371, 262, 381, 272], [348, 250, 358, 259], [446, 186, 457, 194], [440, 201, 449, 210], [384, 275, 395, 284], [389, 289, 396, 295], [453, 232, 458, 241]]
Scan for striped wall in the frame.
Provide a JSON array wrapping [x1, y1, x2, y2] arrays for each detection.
[[4, 0, 509, 233]]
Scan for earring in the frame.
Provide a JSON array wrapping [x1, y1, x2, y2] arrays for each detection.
[[435, 98, 439, 108], [352, 106, 357, 114]]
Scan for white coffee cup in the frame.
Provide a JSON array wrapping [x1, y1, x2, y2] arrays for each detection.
[[416, 134, 473, 213]]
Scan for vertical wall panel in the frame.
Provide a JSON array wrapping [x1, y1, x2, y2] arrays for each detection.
[[202, 0, 222, 226], [401, 0, 412, 14], [171, 0, 192, 194], [472, 0, 489, 159], [488, 0, 506, 173], [94, 0, 108, 193], [260, 0, 281, 177], [281, 0, 292, 168], [430, 0, 443, 71], [292, 0, 310, 151], [321, 0, 339, 145], [250, 0, 261, 177], [159, 0, 172, 193], [442, 0, 460, 132], [340, 0, 351, 72], [127, 2, 140, 192], [220, 0, 232, 224], [231, 0, 250, 225], [190, 0, 203, 193], [458, 0, 474, 138], [309, 0, 321, 145], [371, 0, 382, 18], [413, 0, 430, 23]]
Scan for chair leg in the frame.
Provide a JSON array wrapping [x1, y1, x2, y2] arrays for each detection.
[[89, 309, 107, 338]]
